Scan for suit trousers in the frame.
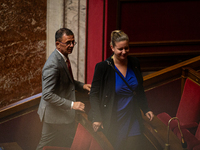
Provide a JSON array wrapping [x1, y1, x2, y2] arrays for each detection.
[[36, 121, 76, 150]]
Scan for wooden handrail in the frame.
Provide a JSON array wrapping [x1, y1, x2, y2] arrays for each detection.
[[0, 93, 41, 121], [182, 67, 200, 84], [129, 51, 200, 72], [143, 55, 200, 90]]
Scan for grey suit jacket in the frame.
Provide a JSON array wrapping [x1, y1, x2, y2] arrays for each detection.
[[37, 49, 84, 124]]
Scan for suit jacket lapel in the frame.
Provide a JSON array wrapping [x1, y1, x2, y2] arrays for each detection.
[[55, 50, 74, 83]]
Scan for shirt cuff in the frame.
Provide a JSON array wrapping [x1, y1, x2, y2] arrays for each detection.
[[71, 101, 74, 109]]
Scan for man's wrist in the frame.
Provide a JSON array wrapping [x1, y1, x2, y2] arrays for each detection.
[[71, 101, 74, 109]]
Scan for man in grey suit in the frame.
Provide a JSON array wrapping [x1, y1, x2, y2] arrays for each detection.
[[36, 28, 91, 150]]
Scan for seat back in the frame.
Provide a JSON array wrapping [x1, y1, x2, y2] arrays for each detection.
[[75, 112, 114, 150], [70, 123, 103, 150], [176, 78, 200, 126]]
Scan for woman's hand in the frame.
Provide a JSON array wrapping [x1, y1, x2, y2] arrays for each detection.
[[92, 122, 104, 132], [83, 84, 91, 91], [145, 111, 154, 121], [83, 84, 91, 94]]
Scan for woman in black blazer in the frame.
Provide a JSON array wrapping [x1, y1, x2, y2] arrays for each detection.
[[89, 30, 154, 150]]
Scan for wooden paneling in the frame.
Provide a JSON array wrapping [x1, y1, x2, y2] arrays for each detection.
[[118, 0, 200, 42], [129, 51, 200, 71], [113, 0, 200, 71], [143, 55, 200, 90]]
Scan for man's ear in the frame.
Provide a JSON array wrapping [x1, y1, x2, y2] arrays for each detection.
[[56, 41, 60, 48], [56, 41, 59, 45]]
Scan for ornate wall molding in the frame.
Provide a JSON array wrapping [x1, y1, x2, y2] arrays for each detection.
[[46, 0, 86, 82]]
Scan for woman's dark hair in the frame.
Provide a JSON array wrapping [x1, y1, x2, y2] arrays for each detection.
[[110, 30, 129, 47], [55, 28, 74, 42]]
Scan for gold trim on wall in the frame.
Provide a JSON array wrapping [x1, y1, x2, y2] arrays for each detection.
[[129, 40, 200, 47]]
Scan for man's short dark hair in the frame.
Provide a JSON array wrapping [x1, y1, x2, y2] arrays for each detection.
[[55, 28, 74, 42]]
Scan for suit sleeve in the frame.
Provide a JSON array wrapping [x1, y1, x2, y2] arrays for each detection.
[[42, 63, 72, 110], [74, 80, 85, 92], [89, 62, 106, 122]]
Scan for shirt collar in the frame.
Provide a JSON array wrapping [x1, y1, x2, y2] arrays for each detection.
[[56, 49, 68, 62]]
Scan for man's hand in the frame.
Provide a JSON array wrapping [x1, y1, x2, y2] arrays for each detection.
[[83, 84, 91, 92], [72, 102, 85, 112]]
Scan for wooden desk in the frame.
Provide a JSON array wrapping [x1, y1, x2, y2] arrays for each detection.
[[0, 142, 23, 150], [143, 115, 188, 150]]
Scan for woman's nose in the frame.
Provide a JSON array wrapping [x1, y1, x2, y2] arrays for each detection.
[[122, 49, 126, 54]]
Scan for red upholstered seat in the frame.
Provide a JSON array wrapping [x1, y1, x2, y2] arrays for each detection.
[[176, 79, 200, 129], [174, 128, 200, 150], [157, 112, 178, 131], [157, 78, 200, 150], [193, 124, 200, 150], [195, 122, 200, 141], [43, 123, 103, 150], [157, 78, 200, 132], [174, 122, 200, 150], [193, 144, 200, 150]]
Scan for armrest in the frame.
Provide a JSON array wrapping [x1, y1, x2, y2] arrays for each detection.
[[180, 122, 198, 129]]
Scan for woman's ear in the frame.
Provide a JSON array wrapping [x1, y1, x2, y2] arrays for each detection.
[[110, 45, 114, 52]]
